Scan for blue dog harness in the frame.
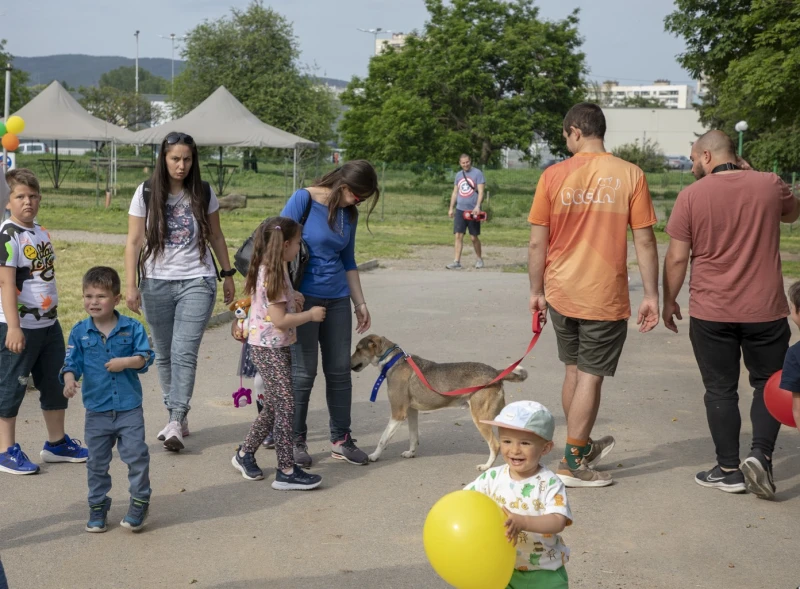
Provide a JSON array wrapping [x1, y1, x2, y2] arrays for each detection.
[[370, 345, 406, 402]]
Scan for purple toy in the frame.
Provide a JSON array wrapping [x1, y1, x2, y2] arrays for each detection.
[[232, 376, 252, 408]]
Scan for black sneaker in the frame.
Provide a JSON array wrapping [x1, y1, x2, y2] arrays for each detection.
[[271, 465, 322, 491], [695, 465, 746, 493], [293, 440, 312, 468], [231, 445, 264, 481], [741, 450, 776, 500], [331, 434, 369, 465]]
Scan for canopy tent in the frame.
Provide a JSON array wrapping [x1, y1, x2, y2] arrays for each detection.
[[6, 81, 137, 195], [132, 86, 318, 193]]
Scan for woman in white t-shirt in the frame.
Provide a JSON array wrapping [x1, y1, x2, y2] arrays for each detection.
[[124, 132, 236, 452]]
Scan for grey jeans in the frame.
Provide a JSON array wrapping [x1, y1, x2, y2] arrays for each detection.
[[141, 277, 216, 423], [85, 406, 150, 505]]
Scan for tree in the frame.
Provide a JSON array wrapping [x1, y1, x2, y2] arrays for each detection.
[[612, 138, 666, 173], [78, 86, 161, 129], [173, 0, 337, 144], [1, 40, 31, 112], [665, 1, 800, 170], [100, 66, 169, 94], [339, 0, 586, 167]]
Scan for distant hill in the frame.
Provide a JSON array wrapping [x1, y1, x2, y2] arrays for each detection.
[[13, 54, 350, 91], [14, 54, 185, 88]]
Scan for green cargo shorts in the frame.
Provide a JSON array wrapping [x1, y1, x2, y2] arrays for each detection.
[[549, 306, 628, 377]]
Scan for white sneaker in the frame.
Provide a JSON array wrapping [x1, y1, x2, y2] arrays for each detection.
[[445, 261, 462, 270], [162, 421, 184, 452], [158, 418, 189, 440], [475, 259, 484, 269]]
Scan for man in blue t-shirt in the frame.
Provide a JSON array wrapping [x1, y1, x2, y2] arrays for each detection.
[[446, 154, 485, 269], [779, 281, 800, 436]]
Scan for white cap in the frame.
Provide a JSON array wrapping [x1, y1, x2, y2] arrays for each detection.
[[480, 401, 555, 441]]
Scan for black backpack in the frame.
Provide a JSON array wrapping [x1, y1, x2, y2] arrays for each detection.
[[234, 190, 313, 289], [137, 179, 220, 284]]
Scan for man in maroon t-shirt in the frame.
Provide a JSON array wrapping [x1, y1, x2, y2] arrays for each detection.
[[662, 130, 800, 500]]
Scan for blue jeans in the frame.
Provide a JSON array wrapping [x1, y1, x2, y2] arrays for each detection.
[[141, 277, 216, 423], [85, 406, 150, 505], [0, 555, 8, 589], [291, 296, 353, 443]]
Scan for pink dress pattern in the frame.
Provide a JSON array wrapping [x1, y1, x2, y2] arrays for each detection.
[[247, 265, 297, 348]]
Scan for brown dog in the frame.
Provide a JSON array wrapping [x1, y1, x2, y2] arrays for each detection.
[[351, 334, 528, 471]]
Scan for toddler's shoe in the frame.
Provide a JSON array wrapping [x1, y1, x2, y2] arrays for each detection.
[[0, 443, 40, 475], [40, 434, 88, 463], [86, 497, 112, 533], [120, 498, 149, 532], [272, 465, 322, 491], [231, 445, 264, 481], [262, 433, 275, 449]]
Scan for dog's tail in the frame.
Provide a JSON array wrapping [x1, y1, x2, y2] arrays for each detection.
[[501, 366, 528, 382]]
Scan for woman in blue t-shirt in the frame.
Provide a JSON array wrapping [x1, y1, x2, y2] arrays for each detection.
[[280, 160, 380, 467]]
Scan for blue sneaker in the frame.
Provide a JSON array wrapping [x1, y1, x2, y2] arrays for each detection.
[[86, 497, 112, 533], [231, 445, 264, 481], [40, 433, 89, 463], [120, 498, 149, 532], [0, 443, 40, 475], [271, 465, 322, 491]]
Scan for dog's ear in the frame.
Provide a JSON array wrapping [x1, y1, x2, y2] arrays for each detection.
[[367, 337, 378, 352]]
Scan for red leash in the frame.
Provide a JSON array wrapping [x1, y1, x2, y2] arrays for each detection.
[[404, 313, 544, 397]]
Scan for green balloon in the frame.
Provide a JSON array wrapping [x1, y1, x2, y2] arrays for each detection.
[[0, 122, 6, 136]]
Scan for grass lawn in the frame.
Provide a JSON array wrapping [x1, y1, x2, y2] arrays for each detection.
[[53, 242, 245, 337]]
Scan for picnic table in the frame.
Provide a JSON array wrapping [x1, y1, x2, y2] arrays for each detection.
[[37, 157, 75, 189], [204, 162, 238, 196]]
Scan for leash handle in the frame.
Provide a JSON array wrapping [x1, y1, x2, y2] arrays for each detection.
[[533, 312, 542, 334]]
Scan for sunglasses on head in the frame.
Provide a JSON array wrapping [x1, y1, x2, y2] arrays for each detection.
[[165, 132, 194, 145]]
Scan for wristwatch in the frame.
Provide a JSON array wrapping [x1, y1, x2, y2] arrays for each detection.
[[219, 268, 237, 279]]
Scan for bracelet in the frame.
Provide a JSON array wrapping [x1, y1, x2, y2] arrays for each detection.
[[353, 302, 367, 314]]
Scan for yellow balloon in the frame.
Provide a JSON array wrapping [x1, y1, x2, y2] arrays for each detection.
[[6, 115, 25, 135], [423, 490, 516, 589]]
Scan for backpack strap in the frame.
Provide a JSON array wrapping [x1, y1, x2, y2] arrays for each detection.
[[300, 189, 313, 225]]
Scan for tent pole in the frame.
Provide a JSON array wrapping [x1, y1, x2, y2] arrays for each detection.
[[219, 146, 223, 195], [95, 141, 100, 206], [54, 140, 59, 189], [293, 146, 297, 193]]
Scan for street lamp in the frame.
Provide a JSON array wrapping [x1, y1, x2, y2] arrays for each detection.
[[734, 120, 748, 156], [159, 33, 186, 95], [134, 30, 140, 96], [357, 27, 392, 55]]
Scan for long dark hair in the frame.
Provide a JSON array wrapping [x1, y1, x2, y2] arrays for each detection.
[[244, 216, 302, 302], [141, 133, 211, 275], [313, 159, 380, 231]]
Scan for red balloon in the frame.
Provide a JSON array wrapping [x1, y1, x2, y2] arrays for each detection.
[[764, 370, 797, 427]]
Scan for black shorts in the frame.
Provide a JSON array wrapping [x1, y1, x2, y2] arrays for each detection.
[[0, 321, 68, 418], [454, 213, 481, 236]]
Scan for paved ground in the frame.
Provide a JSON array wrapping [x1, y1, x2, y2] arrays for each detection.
[[2, 267, 800, 589]]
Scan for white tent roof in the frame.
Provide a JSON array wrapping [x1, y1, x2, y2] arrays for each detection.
[[7, 81, 137, 142], [132, 86, 317, 149]]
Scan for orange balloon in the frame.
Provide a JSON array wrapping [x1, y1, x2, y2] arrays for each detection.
[[2, 133, 19, 151]]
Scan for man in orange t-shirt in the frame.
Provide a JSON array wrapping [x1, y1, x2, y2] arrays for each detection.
[[528, 103, 660, 488]]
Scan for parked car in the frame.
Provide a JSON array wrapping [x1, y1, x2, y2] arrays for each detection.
[[664, 155, 692, 170], [18, 142, 49, 155]]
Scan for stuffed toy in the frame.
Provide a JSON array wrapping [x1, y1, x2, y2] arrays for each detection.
[[229, 297, 253, 408]]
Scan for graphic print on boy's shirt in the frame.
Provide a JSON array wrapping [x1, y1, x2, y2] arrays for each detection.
[[0, 220, 58, 327]]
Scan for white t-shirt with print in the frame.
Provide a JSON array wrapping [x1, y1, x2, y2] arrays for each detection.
[[0, 221, 58, 328], [465, 464, 572, 572], [128, 183, 220, 280]]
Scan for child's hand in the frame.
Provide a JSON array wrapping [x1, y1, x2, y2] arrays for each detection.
[[502, 507, 523, 545], [63, 377, 80, 399], [5, 326, 25, 354], [294, 293, 305, 313], [793, 394, 800, 435], [105, 358, 129, 373], [309, 306, 326, 322]]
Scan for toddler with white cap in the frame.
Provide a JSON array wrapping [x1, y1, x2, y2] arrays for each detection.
[[464, 400, 572, 589]]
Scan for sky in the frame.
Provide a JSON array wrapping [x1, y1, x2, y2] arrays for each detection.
[[5, 0, 692, 86]]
